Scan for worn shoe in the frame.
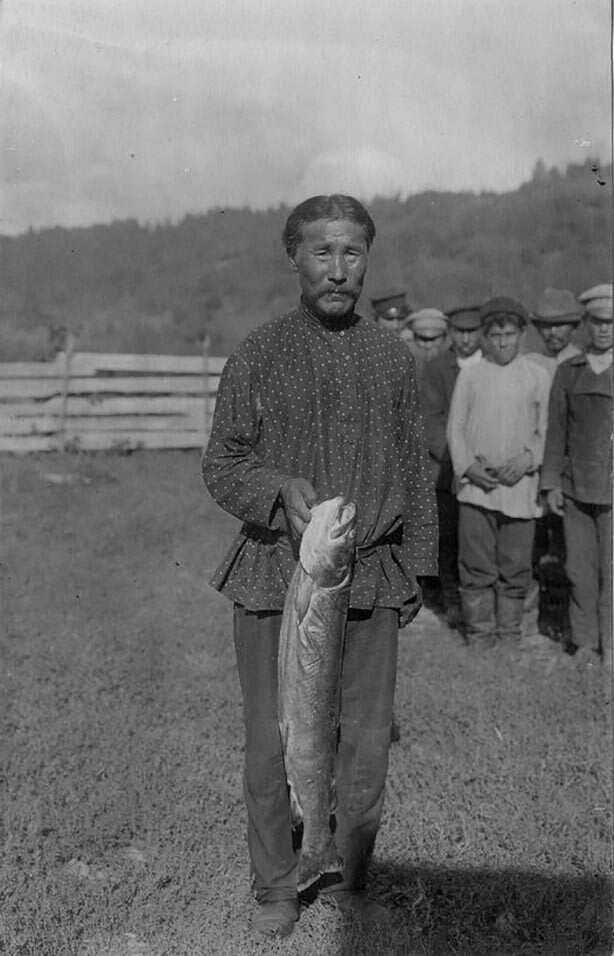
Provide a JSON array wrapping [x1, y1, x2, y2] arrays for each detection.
[[445, 603, 464, 631], [325, 890, 390, 925], [249, 899, 299, 938]]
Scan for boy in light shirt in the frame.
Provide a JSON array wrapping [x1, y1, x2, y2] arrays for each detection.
[[447, 297, 551, 644]]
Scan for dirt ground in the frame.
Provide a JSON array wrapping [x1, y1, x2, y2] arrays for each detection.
[[1, 451, 612, 955]]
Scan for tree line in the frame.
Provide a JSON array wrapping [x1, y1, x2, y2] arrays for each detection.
[[0, 158, 610, 360]]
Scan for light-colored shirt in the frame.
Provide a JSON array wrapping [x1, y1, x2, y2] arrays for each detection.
[[447, 355, 551, 518], [525, 343, 581, 384], [586, 348, 613, 375], [456, 348, 483, 370]]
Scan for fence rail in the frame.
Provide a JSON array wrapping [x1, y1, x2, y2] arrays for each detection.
[[0, 346, 227, 454]]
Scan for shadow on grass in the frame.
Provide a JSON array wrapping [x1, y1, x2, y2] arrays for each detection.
[[334, 862, 613, 956]]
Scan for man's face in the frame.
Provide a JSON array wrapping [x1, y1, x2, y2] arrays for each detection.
[[534, 321, 576, 357], [412, 329, 448, 361], [485, 319, 522, 366], [290, 219, 369, 320], [449, 325, 482, 358], [586, 317, 614, 352]]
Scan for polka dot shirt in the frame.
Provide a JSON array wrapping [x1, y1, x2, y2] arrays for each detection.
[[202, 303, 438, 611]]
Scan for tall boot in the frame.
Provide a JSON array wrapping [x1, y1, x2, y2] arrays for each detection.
[[459, 587, 496, 646], [496, 591, 525, 644]]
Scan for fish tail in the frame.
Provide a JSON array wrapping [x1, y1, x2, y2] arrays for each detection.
[[297, 840, 344, 893]]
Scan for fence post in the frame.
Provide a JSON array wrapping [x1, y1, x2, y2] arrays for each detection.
[[202, 334, 212, 448], [58, 333, 76, 451]]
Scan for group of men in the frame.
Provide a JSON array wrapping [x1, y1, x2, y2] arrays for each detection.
[[371, 283, 612, 665], [202, 195, 611, 939]]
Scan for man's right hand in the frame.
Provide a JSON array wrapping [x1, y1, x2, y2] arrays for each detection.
[[464, 459, 498, 492], [280, 478, 318, 537], [545, 488, 564, 516]]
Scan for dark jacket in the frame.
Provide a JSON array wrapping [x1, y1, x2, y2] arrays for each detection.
[[540, 352, 612, 506], [420, 348, 460, 491]]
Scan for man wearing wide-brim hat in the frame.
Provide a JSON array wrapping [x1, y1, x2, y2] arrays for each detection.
[[540, 283, 613, 668], [421, 304, 483, 628]]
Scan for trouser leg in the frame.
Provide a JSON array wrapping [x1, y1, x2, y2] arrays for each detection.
[[496, 516, 535, 640], [596, 505, 613, 657], [233, 606, 297, 903], [564, 497, 600, 651], [436, 489, 460, 613], [458, 504, 497, 642], [327, 607, 398, 892]]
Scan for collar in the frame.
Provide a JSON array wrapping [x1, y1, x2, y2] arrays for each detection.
[[299, 298, 360, 333]]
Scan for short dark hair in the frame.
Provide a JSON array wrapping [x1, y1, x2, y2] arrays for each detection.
[[483, 313, 525, 334], [282, 194, 376, 258]]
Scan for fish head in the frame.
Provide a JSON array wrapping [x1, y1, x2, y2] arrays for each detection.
[[299, 496, 357, 587]]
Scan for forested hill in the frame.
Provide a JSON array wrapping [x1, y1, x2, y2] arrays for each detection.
[[0, 159, 610, 360]]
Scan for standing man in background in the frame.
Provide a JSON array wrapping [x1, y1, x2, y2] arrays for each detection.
[[540, 283, 612, 667], [203, 195, 437, 938], [369, 288, 411, 335], [405, 307, 449, 383], [525, 289, 582, 642], [421, 304, 483, 629]]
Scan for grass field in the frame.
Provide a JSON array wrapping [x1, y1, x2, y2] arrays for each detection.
[[1, 451, 612, 956]]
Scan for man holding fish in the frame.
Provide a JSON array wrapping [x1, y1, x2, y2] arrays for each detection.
[[203, 194, 437, 939]]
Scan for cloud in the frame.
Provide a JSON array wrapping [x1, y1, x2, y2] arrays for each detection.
[[296, 149, 406, 202], [0, 0, 610, 234]]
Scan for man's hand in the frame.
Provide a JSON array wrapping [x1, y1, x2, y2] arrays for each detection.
[[545, 487, 564, 517], [399, 587, 423, 628], [498, 450, 533, 486], [464, 458, 498, 492], [280, 478, 318, 537]]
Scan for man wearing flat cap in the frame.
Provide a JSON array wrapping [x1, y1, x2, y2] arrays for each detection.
[[405, 307, 449, 384], [540, 283, 613, 668], [421, 304, 483, 628], [526, 288, 582, 380], [447, 297, 551, 645], [370, 289, 411, 335], [525, 289, 583, 642]]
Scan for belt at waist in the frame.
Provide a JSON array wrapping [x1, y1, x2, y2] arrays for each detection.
[[241, 522, 402, 560]]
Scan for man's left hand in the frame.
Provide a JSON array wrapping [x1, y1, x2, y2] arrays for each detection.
[[497, 450, 533, 486], [399, 588, 422, 628]]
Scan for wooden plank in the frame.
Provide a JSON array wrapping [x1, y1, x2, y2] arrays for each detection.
[[0, 416, 58, 436], [4, 396, 211, 417], [0, 430, 206, 453], [0, 375, 210, 400], [61, 431, 205, 450], [0, 414, 202, 435], [0, 354, 227, 378], [70, 353, 207, 375], [65, 415, 202, 432], [0, 434, 59, 453], [0, 361, 66, 379]]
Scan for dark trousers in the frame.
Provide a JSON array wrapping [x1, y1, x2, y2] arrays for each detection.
[[458, 503, 535, 597], [563, 496, 612, 653], [233, 604, 398, 902], [436, 488, 460, 609]]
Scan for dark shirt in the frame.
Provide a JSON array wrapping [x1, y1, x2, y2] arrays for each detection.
[[202, 303, 438, 611], [540, 352, 612, 506], [420, 348, 459, 491]]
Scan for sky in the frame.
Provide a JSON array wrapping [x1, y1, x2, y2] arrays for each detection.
[[0, 0, 611, 235]]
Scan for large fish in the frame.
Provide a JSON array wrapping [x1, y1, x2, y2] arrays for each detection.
[[278, 495, 357, 892]]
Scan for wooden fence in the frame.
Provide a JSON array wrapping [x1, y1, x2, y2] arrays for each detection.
[[0, 344, 227, 453]]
